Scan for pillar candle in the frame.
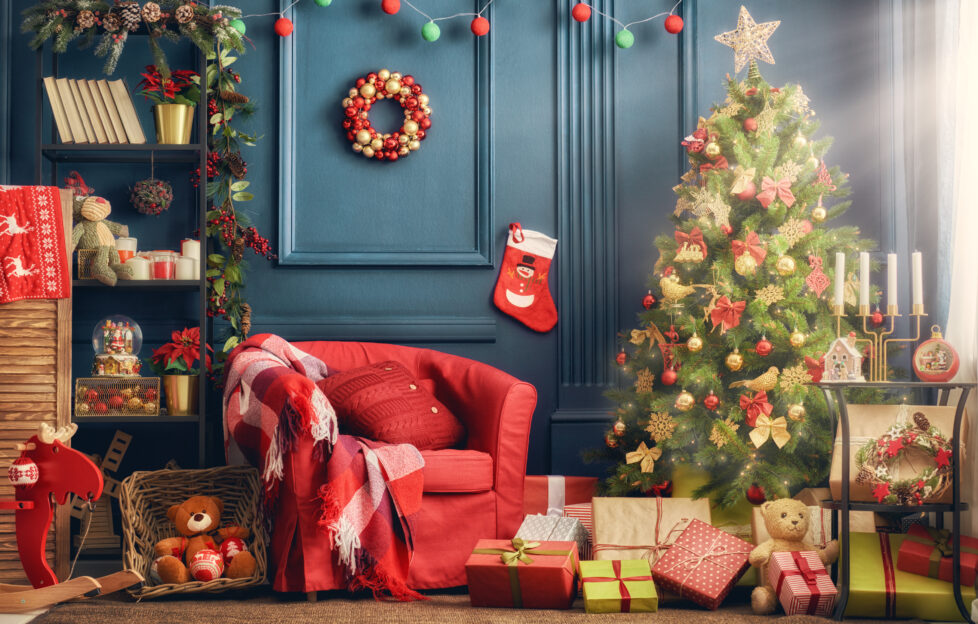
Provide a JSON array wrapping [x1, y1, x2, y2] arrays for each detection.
[[912, 251, 923, 307], [181, 239, 200, 260], [151, 252, 175, 280], [125, 256, 151, 280], [834, 252, 845, 307], [859, 252, 870, 310], [887, 253, 898, 311], [175, 256, 195, 280], [116, 237, 137, 263]]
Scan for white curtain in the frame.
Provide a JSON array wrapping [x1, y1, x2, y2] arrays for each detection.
[[943, 0, 978, 534]]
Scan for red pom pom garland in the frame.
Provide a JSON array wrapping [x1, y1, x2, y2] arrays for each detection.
[[274, 17, 293, 37], [343, 70, 431, 162], [470, 16, 490, 36]]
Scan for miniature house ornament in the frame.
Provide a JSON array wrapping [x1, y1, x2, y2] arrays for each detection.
[[823, 331, 865, 382]]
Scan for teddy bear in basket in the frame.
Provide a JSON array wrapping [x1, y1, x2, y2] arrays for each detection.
[[152, 495, 257, 584]]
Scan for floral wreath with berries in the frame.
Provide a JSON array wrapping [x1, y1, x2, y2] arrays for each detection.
[[343, 69, 431, 162], [855, 412, 953, 505]]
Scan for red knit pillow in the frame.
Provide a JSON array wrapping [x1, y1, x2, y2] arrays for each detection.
[[317, 361, 465, 450]]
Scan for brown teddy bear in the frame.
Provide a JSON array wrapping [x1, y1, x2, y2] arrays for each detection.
[[69, 195, 133, 286], [748, 498, 839, 614], [153, 495, 256, 584]]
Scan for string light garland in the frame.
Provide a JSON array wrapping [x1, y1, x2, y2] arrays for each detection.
[[571, 0, 684, 49]]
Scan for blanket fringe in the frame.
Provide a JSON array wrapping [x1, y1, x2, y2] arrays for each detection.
[[349, 563, 427, 602]]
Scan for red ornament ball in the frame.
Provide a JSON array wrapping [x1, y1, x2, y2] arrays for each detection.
[[642, 291, 656, 310], [381, 0, 400, 14], [108, 395, 124, 409], [85, 389, 99, 403], [755, 337, 773, 357], [663, 14, 684, 34], [721, 224, 733, 236], [220, 537, 248, 564], [616, 350, 627, 366], [746, 483, 767, 505], [870, 309, 884, 327], [743, 117, 758, 132], [661, 367, 677, 386], [571, 2, 591, 22], [8, 456, 39, 488], [605, 433, 619, 449], [703, 392, 720, 411], [736, 181, 756, 201], [274, 17, 293, 37], [94, 401, 108, 414], [470, 16, 490, 36], [190, 549, 224, 582], [145, 388, 158, 401], [613, 420, 626, 436]]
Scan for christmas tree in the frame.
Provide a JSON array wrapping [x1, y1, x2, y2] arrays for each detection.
[[596, 7, 880, 507]]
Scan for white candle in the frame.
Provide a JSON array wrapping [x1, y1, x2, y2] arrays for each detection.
[[912, 251, 923, 306], [175, 256, 195, 280], [859, 252, 870, 309], [125, 256, 151, 280], [887, 253, 898, 311], [181, 239, 200, 260], [834, 252, 845, 307]]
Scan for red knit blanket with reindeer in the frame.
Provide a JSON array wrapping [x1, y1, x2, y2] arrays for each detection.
[[0, 186, 69, 304]]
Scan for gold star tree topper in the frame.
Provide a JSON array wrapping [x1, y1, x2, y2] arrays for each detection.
[[714, 6, 780, 73]]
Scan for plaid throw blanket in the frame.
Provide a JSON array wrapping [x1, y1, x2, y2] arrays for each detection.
[[224, 334, 426, 600], [0, 186, 70, 304]]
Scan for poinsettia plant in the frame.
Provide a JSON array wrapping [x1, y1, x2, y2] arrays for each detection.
[[149, 327, 213, 376], [137, 65, 200, 106]]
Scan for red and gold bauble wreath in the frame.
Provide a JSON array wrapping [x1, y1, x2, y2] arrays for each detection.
[[342, 69, 431, 162]]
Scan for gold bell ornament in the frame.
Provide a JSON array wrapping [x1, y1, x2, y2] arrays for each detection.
[[725, 349, 744, 371], [687, 332, 704, 353], [776, 255, 796, 276], [675, 390, 695, 412]]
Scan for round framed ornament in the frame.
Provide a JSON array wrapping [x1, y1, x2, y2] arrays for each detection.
[[342, 69, 431, 162], [913, 325, 959, 382]]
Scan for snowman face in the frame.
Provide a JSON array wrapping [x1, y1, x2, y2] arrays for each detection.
[[516, 265, 534, 279]]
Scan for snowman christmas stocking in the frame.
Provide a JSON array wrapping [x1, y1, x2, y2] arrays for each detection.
[[493, 223, 558, 332]]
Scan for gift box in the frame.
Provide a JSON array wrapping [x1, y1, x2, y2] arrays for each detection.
[[650, 518, 751, 610], [768, 550, 837, 616], [465, 538, 578, 609], [830, 404, 968, 504], [563, 502, 593, 552], [580, 559, 657, 613], [896, 524, 978, 586], [516, 513, 591, 560], [848, 532, 975, 620], [591, 497, 710, 565], [523, 475, 597, 516], [898, 511, 929, 533]]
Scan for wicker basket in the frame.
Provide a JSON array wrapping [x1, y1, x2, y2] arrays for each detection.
[[119, 466, 267, 598]]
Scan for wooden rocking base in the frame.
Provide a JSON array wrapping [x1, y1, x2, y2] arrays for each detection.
[[0, 570, 143, 614]]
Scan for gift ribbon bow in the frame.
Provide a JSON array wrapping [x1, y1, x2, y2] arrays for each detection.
[[699, 156, 729, 175], [904, 526, 978, 579], [592, 498, 689, 566], [730, 166, 756, 195], [471, 539, 573, 608], [626, 442, 662, 473], [757, 176, 796, 209], [675, 227, 708, 260], [749, 414, 791, 449], [731, 231, 767, 265], [709, 296, 746, 333], [773, 552, 827, 616], [581, 560, 653, 613], [739, 391, 773, 426]]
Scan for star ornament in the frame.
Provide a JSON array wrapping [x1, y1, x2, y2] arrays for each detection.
[[714, 6, 781, 73]]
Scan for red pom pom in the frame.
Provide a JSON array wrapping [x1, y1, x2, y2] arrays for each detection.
[[571, 3, 591, 22], [274, 17, 293, 37], [661, 368, 678, 386], [470, 16, 490, 36], [746, 483, 766, 505], [664, 14, 683, 34], [381, 0, 400, 14], [743, 117, 758, 132]]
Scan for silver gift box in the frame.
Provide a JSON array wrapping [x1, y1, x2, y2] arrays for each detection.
[[515, 513, 591, 560]]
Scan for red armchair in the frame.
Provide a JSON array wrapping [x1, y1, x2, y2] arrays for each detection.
[[252, 340, 536, 592]]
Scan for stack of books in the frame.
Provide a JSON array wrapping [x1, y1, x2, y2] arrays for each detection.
[[42, 77, 147, 144]]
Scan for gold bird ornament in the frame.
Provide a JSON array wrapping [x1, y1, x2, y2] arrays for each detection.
[[659, 276, 697, 302], [728, 366, 780, 392]]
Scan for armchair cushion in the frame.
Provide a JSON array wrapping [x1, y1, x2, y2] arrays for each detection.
[[420, 449, 493, 493], [317, 360, 465, 450]]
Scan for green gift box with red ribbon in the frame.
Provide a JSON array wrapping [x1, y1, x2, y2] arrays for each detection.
[[465, 538, 579, 609], [896, 524, 978, 586], [581, 559, 657, 613]]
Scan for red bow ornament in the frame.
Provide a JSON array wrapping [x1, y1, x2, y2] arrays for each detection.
[[709, 296, 746, 334], [804, 354, 825, 383], [699, 156, 729, 175], [740, 391, 773, 427], [682, 128, 707, 153], [756, 176, 796, 209], [674, 227, 708, 261], [731, 231, 767, 265]]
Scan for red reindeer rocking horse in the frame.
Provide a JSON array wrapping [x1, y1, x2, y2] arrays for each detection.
[[1, 423, 142, 613]]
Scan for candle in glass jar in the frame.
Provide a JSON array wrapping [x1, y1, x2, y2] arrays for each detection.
[[125, 256, 151, 280], [859, 252, 870, 310], [175, 256, 195, 280], [887, 253, 898, 312], [912, 251, 923, 307], [152, 252, 175, 280], [833, 252, 845, 308], [116, 237, 137, 263], [181, 239, 200, 260]]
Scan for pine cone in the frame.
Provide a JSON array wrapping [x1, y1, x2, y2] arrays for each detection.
[[855, 467, 873, 485], [226, 153, 247, 180], [141, 2, 161, 23], [77, 10, 96, 29], [174, 4, 195, 24], [220, 90, 250, 105], [232, 237, 245, 263], [913, 412, 929, 431], [102, 13, 121, 32], [240, 303, 252, 337], [119, 2, 142, 32]]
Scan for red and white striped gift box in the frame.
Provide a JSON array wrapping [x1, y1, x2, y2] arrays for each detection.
[[768, 550, 837, 616], [563, 502, 593, 556]]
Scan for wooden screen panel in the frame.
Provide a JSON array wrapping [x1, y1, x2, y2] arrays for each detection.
[[0, 189, 71, 584]]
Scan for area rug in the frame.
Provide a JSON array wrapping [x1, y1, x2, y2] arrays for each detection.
[[31, 588, 927, 624]]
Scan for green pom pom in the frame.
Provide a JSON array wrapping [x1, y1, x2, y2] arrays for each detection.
[[229, 19, 246, 34], [314, 0, 333, 6], [421, 21, 440, 42], [615, 29, 634, 49]]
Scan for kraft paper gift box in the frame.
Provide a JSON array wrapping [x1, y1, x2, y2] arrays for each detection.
[[523, 475, 597, 516], [465, 538, 579, 609], [791, 487, 889, 532], [847, 532, 976, 621], [896, 524, 978, 586], [580, 559, 657, 613], [829, 404, 968, 504], [768, 550, 837, 616], [591, 496, 711, 565], [516, 513, 591, 560]]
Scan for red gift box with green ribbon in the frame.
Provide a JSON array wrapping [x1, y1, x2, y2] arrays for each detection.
[[465, 538, 579, 609], [896, 524, 978, 586]]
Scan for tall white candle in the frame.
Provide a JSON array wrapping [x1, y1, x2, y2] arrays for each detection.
[[912, 251, 923, 306], [859, 252, 870, 309], [887, 253, 898, 311], [181, 239, 200, 260], [175, 256, 195, 280], [834, 252, 845, 307]]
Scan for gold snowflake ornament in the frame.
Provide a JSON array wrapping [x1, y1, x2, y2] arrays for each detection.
[[774, 161, 803, 184], [779, 218, 808, 248], [635, 368, 655, 394], [690, 187, 731, 228], [715, 5, 781, 74], [755, 285, 785, 306], [716, 97, 745, 118], [779, 364, 811, 392], [645, 412, 677, 443], [710, 418, 741, 449], [755, 105, 778, 134]]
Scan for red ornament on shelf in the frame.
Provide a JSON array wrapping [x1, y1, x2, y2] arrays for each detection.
[[661, 367, 677, 386], [571, 2, 591, 22], [642, 290, 656, 310], [743, 117, 758, 132], [274, 17, 294, 37], [746, 483, 766, 505], [470, 16, 490, 36], [755, 336, 773, 357], [913, 325, 960, 382], [703, 391, 720, 411], [663, 14, 684, 34], [870, 308, 884, 327], [616, 350, 627, 366]]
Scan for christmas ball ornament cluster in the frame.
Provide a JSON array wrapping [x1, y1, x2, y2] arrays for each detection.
[[343, 70, 431, 162], [75, 384, 158, 416], [130, 178, 173, 216]]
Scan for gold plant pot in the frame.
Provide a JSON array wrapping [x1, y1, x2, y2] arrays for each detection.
[[153, 104, 195, 144], [163, 374, 199, 416]]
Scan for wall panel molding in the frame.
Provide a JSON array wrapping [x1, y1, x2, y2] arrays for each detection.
[[251, 316, 497, 344], [0, 1, 11, 184]]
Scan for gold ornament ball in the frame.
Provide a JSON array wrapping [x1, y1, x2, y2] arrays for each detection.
[[362, 146, 375, 158], [370, 138, 383, 151], [76, 402, 91, 414], [704, 142, 722, 158], [356, 130, 371, 145], [734, 253, 758, 276], [398, 146, 409, 156], [348, 88, 359, 99], [400, 86, 412, 97], [143, 401, 158, 414], [422, 106, 432, 115], [359, 83, 376, 99], [725, 349, 744, 371], [793, 134, 808, 149], [352, 143, 363, 153], [613, 420, 626, 436], [812, 205, 827, 223], [126, 397, 143, 411], [378, 69, 391, 81], [391, 72, 402, 81], [787, 403, 807, 421], [776, 255, 796, 276], [686, 333, 704, 353], [417, 94, 430, 107], [385, 79, 402, 95], [403, 120, 420, 135], [408, 140, 421, 151], [675, 390, 695, 412], [789, 329, 807, 348], [605, 433, 619, 448], [807, 156, 821, 169], [120, 388, 134, 400], [342, 97, 353, 108]]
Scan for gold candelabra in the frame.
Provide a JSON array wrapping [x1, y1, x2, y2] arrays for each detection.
[[831, 303, 925, 382]]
